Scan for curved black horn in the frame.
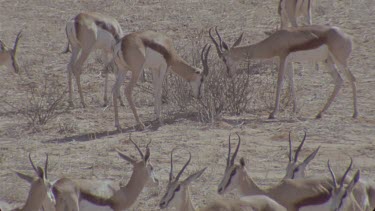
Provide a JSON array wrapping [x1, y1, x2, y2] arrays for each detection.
[[201, 44, 211, 76], [227, 134, 232, 167], [169, 147, 178, 183], [230, 133, 241, 166], [209, 27, 223, 57], [28, 153, 38, 174], [44, 153, 49, 179], [288, 131, 293, 162], [175, 150, 192, 182], [214, 26, 223, 51], [13, 30, 23, 55], [294, 131, 307, 162], [339, 157, 353, 190], [327, 160, 338, 189], [128, 134, 144, 158]]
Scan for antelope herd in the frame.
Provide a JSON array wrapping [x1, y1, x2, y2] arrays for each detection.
[[0, 0, 370, 210]]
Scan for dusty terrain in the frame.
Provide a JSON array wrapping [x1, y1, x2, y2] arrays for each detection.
[[1, 0, 375, 210]]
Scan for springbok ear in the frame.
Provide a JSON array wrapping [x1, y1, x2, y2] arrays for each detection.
[[116, 149, 136, 165], [346, 170, 360, 193], [239, 157, 246, 167], [301, 146, 320, 166], [15, 172, 35, 184], [182, 167, 207, 186], [232, 33, 244, 48], [144, 147, 150, 162], [36, 166, 44, 179]]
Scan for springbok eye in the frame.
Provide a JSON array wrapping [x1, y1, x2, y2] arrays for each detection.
[[230, 169, 237, 177], [175, 185, 181, 192]]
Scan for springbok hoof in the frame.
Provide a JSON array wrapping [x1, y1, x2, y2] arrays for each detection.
[[136, 123, 145, 131], [315, 113, 322, 119], [352, 112, 358, 119]]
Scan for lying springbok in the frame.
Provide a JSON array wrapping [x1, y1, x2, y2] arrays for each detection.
[[112, 31, 211, 130], [209, 26, 357, 119], [52, 136, 158, 211], [284, 131, 320, 179], [9, 153, 56, 211], [159, 148, 287, 211], [0, 30, 22, 74], [216, 133, 350, 211], [327, 159, 362, 211], [64, 12, 124, 107], [283, 132, 374, 210], [278, 0, 312, 29]]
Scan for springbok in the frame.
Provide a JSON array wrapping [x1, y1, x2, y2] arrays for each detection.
[[52, 135, 158, 211], [209, 26, 357, 119], [326, 159, 362, 211], [284, 132, 374, 210], [0, 30, 22, 74], [10, 153, 56, 211], [284, 131, 320, 180], [112, 30, 211, 130], [64, 12, 124, 108], [278, 0, 312, 29], [216, 133, 359, 211], [159, 148, 287, 211]]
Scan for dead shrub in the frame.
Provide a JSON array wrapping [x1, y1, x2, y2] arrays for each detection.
[[163, 41, 291, 123], [4, 73, 68, 127]]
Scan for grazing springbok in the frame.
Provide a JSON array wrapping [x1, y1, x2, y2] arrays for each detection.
[[159, 148, 287, 211], [64, 12, 124, 107], [9, 153, 56, 211], [326, 159, 362, 211], [112, 30, 211, 130], [284, 131, 320, 180], [0, 30, 22, 74], [209, 26, 357, 119], [52, 136, 158, 211], [278, 0, 312, 29]]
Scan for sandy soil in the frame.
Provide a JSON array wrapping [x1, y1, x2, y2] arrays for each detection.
[[1, 0, 375, 210]]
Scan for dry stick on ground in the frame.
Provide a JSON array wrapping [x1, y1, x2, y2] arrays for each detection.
[[63, 12, 124, 108], [209, 26, 357, 119], [112, 30, 211, 130], [159, 148, 287, 211]]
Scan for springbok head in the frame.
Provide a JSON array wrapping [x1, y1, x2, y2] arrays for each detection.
[[116, 135, 159, 186], [0, 30, 22, 73], [190, 44, 211, 99], [209, 27, 243, 78], [284, 131, 320, 179], [217, 133, 245, 194], [159, 148, 206, 209], [328, 158, 360, 211], [15, 153, 56, 208]]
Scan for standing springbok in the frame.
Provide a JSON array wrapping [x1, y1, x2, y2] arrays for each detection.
[[64, 12, 124, 108], [0, 30, 22, 74], [284, 131, 320, 180], [9, 153, 56, 211], [159, 148, 287, 211], [278, 0, 312, 29], [52, 136, 158, 211], [209, 26, 357, 119], [112, 30, 211, 130]]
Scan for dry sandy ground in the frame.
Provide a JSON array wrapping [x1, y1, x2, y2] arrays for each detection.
[[1, 0, 375, 210]]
